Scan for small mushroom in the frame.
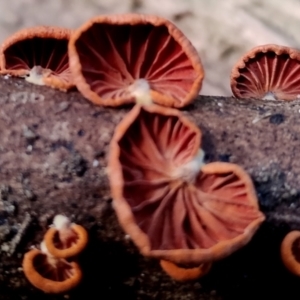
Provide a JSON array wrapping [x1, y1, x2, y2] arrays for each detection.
[[0, 26, 73, 91], [69, 13, 204, 108], [160, 260, 211, 282], [44, 215, 88, 258], [22, 242, 82, 293], [281, 230, 300, 276], [230, 44, 300, 100], [108, 103, 265, 270]]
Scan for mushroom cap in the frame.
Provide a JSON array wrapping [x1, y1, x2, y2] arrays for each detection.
[[108, 104, 265, 265], [44, 224, 88, 258], [160, 260, 211, 282], [69, 13, 204, 108], [0, 26, 73, 91], [230, 44, 300, 100], [22, 248, 82, 293], [281, 230, 300, 276]]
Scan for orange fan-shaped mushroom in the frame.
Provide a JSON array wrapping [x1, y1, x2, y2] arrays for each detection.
[[44, 215, 88, 259], [69, 14, 204, 108], [231, 44, 300, 100], [281, 230, 300, 276], [108, 104, 265, 267], [23, 242, 82, 293], [0, 26, 73, 91]]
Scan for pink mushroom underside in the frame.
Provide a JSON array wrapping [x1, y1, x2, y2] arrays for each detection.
[[34, 254, 74, 281], [119, 110, 261, 251], [75, 23, 197, 101], [4, 38, 69, 75], [235, 51, 300, 99]]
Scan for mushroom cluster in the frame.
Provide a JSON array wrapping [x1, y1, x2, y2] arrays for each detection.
[[0, 13, 268, 285], [23, 215, 88, 293], [108, 102, 265, 280]]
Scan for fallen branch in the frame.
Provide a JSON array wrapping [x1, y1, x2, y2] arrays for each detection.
[[0, 77, 300, 299]]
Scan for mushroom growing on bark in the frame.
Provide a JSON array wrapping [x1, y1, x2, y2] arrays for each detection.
[[230, 44, 300, 100], [108, 101, 265, 280], [68, 13, 204, 108], [22, 242, 82, 294], [44, 215, 88, 259], [0, 26, 73, 91]]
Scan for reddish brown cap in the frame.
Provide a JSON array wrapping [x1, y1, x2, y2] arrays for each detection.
[[231, 44, 300, 100], [44, 215, 88, 258], [108, 103, 265, 266], [22, 247, 82, 293], [281, 230, 300, 276], [69, 13, 204, 108], [0, 26, 73, 91]]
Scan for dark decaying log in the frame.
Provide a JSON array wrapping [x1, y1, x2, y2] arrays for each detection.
[[0, 76, 300, 299]]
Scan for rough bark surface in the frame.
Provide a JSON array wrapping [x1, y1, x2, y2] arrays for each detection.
[[0, 77, 300, 299]]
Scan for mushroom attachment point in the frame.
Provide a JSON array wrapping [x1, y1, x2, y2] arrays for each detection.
[[281, 230, 300, 276], [108, 104, 265, 268], [69, 13, 204, 108], [0, 26, 73, 91], [22, 242, 82, 294], [230, 44, 300, 100], [44, 215, 88, 258]]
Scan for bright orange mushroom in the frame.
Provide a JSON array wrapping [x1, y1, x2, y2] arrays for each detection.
[[44, 215, 88, 259], [160, 260, 211, 282], [68, 13, 204, 108], [108, 102, 265, 279], [22, 242, 82, 294], [281, 230, 300, 276], [0, 26, 73, 91], [230, 44, 300, 100]]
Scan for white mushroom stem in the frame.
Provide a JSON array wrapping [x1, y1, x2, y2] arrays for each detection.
[[53, 215, 71, 230], [128, 78, 153, 106], [40, 241, 59, 267], [262, 92, 277, 101], [25, 65, 51, 86], [52, 214, 75, 248], [40, 240, 51, 255], [172, 148, 205, 183]]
